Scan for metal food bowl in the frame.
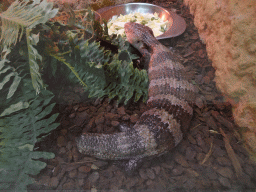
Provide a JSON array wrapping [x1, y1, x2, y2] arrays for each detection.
[[95, 3, 186, 40]]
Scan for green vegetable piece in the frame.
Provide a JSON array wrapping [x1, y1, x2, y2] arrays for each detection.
[[115, 26, 122, 30], [160, 26, 166, 32], [140, 20, 148, 25], [130, 19, 137, 23]]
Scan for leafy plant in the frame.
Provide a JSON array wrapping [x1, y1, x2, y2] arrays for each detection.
[[0, 0, 58, 94], [0, 1, 59, 191], [0, 79, 59, 191], [0, 0, 149, 190]]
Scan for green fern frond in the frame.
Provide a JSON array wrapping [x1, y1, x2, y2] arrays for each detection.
[[0, 78, 59, 191], [0, 56, 22, 100], [67, 40, 109, 98], [60, 38, 148, 104], [26, 30, 44, 94], [105, 57, 148, 105], [49, 52, 87, 87], [0, 0, 58, 48]]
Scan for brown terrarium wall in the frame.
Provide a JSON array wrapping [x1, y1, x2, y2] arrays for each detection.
[[183, 0, 256, 156]]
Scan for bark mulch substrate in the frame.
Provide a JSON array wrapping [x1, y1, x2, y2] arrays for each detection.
[[28, 0, 256, 191]]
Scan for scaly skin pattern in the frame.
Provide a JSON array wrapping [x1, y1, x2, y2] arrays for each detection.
[[76, 22, 197, 162]]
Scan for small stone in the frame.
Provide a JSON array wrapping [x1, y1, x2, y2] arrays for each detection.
[[74, 111, 89, 126], [146, 168, 155, 180], [106, 105, 112, 112], [66, 141, 73, 151], [184, 179, 196, 190], [66, 164, 79, 172], [91, 164, 99, 170], [196, 134, 208, 153], [97, 106, 106, 113], [117, 106, 126, 115], [185, 147, 196, 161], [198, 49, 206, 58], [100, 169, 113, 179], [77, 172, 88, 179], [130, 114, 139, 123], [86, 118, 95, 130], [95, 115, 105, 125], [211, 111, 234, 130], [195, 97, 204, 108], [78, 178, 84, 187], [93, 160, 108, 168], [216, 156, 232, 166], [172, 166, 184, 176], [57, 136, 66, 148], [73, 105, 79, 111], [93, 98, 101, 106], [200, 179, 212, 188], [152, 166, 161, 175], [186, 168, 200, 177], [104, 113, 119, 120], [204, 167, 218, 180], [244, 164, 255, 178], [139, 169, 148, 179], [88, 172, 100, 183], [196, 74, 203, 84], [89, 106, 97, 113], [187, 135, 197, 145], [218, 176, 231, 188], [62, 181, 75, 190], [161, 161, 174, 169], [56, 166, 66, 180], [56, 156, 65, 164], [67, 151, 73, 163], [49, 177, 59, 188], [71, 147, 79, 162], [238, 172, 256, 188], [111, 121, 120, 127], [207, 69, 215, 80], [212, 145, 226, 157], [69, 113, 76, 118], [146, 180, 153, 186], [77, 106, 87, 112], [196, 153, 205, 162], [96, 124, 104, 132], [122, 115, 130, 121], [216, 166, 234, 179], [190, 33, 199, 40], [125, 177, 138, 189], [202, 76, 210, 84], [59, 147, 66, 154], [52, 165, 61, 177], [174, 152, 190, 167], [38, 176, 50, 186], [78, 166, 91, 173], [68, 169, 77, 178], [205, 116, 218, 131], [60, 129, 67, 135]]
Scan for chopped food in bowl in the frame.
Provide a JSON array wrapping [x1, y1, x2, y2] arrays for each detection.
[[106, 12, 169, 37]]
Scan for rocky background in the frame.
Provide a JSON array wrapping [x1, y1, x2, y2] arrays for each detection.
[[183, 0, 256, 158]]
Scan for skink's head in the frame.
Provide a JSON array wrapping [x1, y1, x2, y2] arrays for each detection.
[[124, 22, 155, 51]]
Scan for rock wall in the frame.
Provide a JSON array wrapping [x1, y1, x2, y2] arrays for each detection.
[[183, 0, 256, 155]]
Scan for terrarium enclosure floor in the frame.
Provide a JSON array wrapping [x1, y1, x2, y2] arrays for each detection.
[[28, 0, 256, 191]]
